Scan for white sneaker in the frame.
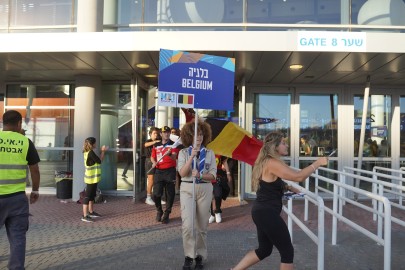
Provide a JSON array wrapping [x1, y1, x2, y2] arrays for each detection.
[[215, 213, 222, 223], [161, 200, 166, 205], [208, 215, 215, 224], [145, 197, 155, 206]]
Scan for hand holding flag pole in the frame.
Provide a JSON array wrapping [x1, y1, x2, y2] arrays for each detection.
[[146, 137, 182, 174]]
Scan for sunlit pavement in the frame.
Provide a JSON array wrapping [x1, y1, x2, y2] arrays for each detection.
[[0, 194, 404, 270]]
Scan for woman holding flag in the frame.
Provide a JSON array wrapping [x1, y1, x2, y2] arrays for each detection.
[[230, 132, 328, 270], [177, 120, 217, 270]]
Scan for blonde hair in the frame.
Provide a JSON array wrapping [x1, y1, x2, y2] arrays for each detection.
[[82, 137, 95, 153], [252, 132, 285, 191]]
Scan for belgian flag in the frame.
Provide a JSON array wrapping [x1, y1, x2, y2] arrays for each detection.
[[206, 119, 263, 166]]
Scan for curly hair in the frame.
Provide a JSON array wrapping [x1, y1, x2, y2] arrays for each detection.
[[252, 132, 285, 191], [82, 137, 96, 153], [180, 119, 212, 147]]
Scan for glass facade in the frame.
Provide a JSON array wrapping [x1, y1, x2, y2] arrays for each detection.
[[353, 94, 392, 191], [2, 0, 76, 32], [299, 94, 339, 190], [251, 91, 340, 192], [353, 94, 391, 158], [253, 93, 291, 141], [1, 84, 148, 194], [1, 0, 405, 32], [1, 0, 405, 199], [299, 94, 338, 157], [4, 84, 74, 188]]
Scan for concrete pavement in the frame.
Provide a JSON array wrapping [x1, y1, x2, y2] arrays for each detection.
[[1, 194, 404, 270]]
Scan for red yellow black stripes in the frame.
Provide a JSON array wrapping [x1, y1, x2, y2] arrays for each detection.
[[206, 119, 263, 165]]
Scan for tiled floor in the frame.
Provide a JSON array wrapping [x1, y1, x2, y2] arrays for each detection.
[[0, 194, 404, 270]]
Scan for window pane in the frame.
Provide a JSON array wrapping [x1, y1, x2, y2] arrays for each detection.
[[0, 0, 8, 30], [9, 0, 74, 27], [354, 95, 391, 157], [253, 93, 291, 142], [5, 84, 74, 188], [247, 0, 341, 24], [7, 84, 73, 106], [300, 94, 338, 157], [118, 0, 243, 31], [300, 160, 338, 192]]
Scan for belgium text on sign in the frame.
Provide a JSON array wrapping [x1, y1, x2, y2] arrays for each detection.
[[297, 31, 366, 52], [158, 49, 235, 110]]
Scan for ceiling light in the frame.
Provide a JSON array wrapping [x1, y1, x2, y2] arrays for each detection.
[[136, 63, 150, 69], [289, 64, 303, 70], [145, 74, 157, 78]]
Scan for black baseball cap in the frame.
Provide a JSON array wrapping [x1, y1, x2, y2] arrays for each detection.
[[161, 126, 171, 132]]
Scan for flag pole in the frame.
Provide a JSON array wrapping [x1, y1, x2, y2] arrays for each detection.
[[192, 109, 198, 257], [146, 137, 181, 174]]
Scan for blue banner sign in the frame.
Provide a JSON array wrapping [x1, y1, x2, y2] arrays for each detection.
[[158, 49, 235, 110]]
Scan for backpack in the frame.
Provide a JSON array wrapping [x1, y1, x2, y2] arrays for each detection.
[[94, 189, 104, 203], [77, 188, 104, 204]]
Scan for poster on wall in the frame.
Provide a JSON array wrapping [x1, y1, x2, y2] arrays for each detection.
[[158, 49, 235, 110]]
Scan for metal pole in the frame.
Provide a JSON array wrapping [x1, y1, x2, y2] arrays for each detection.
[[355, 76, 370, 198], [131, 77, 138, 202], [192, 110, 198, 257]]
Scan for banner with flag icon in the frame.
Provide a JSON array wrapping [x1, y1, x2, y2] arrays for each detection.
[[158, 49, 235, 110], [158, 91, 194, 108], [177, 93, 194, 108]]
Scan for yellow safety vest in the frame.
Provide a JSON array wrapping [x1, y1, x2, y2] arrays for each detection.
[[0, 131, 29, 195], [84, 151, 101, 184]]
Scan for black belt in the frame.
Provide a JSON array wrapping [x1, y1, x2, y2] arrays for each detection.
[[182, 180, 210, 184]]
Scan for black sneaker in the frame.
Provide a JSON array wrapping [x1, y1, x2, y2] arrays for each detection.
[[156, 211, 163, 222], [161, 212, 170, 224], [182, 256, 194, 270], [81, 215, 93, 223], [195, 255, 203, 269], [89, 211, 101, 218]]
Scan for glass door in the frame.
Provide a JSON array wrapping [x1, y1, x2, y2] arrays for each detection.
[[298, 93, 338, 191], [248, 92, 291, 195], [134, 86, 147, 199], [354, 94, 392, 191]]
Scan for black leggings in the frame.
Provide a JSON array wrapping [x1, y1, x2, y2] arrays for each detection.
[[210, 196, 222, 215], [153, 167, 176, 214], [210, 183, 222, 215], [83, 183, 97, 205], [251, 206, 294, 264]]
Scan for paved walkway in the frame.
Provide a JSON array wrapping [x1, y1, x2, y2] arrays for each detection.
[[1, 194, 404, 270]]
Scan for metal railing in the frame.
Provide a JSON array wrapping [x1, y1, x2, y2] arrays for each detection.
[[373, 166, 405, 206], [343, 166, 405, 240], [282, 181, 325, 270], [306, 167, 392, 270]]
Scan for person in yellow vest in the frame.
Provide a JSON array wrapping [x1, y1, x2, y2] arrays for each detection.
[[0, 110, 40, 270], [81, 137, 108, 223]]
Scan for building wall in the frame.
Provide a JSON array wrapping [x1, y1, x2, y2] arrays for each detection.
[[1, 0, 405, 199]]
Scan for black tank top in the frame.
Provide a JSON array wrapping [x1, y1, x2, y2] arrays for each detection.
[[254, 178, 285, 213], [144, 139, 154, 158]]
